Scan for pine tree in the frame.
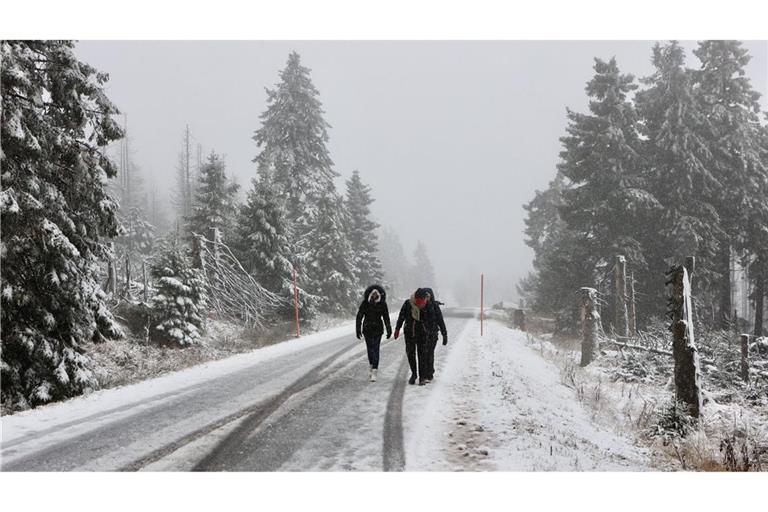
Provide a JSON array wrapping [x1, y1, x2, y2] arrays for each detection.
[[412, 241, 437, 293], [557, 57, 658, 324], [234, 176, 295, 297], [186, 151, 240, 242], [253, 51, 338, 226], [693, 40, 767, 327], [150, 244, 207, 346], [522, 173, 595, 326], [303, 196, 359, 314], [345, 170, 383, 287], [634, 41, 723, 315], [1, 41, 124, 409], [253, 51, 354, 314], [377, 226, 410, 300]]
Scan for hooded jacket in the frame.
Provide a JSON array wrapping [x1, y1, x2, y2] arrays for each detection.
[[422, 287, 447, 341], [356, 284, 392, 338], [395, 287, 440, 340]]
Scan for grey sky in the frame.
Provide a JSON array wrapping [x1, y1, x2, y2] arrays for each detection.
[[75, 41, 767, 304]]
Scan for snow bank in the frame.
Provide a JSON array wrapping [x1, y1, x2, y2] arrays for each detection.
[[404, 319, 651, 470], [1, 321, 356, 445]]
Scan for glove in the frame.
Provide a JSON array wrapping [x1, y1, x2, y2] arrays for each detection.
[[386, 332, 392, 339], [442, 335, 448, 346], [394, 329, 400, 340]]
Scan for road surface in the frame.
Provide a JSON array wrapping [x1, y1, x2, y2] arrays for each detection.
[[1, 317, 468, 472]]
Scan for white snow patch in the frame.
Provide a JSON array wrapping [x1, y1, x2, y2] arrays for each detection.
[[404, 319, 652, 471]]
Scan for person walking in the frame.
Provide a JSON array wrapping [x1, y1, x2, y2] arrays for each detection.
[[356, 284, 392, 382], [394, 287, 435, 386], [422, 288, 447, 382]]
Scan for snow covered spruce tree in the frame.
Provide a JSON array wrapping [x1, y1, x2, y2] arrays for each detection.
[[150, 244, 207, 346], [692, 40, 767, 328], [523, 173, 596, 326], [634, 41, 723, 314], [345, 170, 383, 287], [303, 196, 359, 314], [253, 51, 357, 314], [186, 151, 240, 243], [1, 41, 124, 409], [377, 226, 411, 300], [557, 57, 659, 325], [234, 176, 295, 302], [412, 241, 437, 292]]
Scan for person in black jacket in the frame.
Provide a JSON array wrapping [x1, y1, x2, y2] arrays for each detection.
[[394, 287, 437, 386], [356, 284, 392, 382], [422, 288, 447, 382]]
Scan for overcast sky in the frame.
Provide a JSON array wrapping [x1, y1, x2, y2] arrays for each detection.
[[75, 41, 767, 304]]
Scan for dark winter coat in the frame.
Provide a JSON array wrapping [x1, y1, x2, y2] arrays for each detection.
[[423, 287, 447, 342], [395, 288, 441, 341], [356, 284, 392, 338]]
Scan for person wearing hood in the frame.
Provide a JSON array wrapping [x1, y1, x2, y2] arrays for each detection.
[[356, 284, 392, 382], [394, 287, 435, 386], [422, 288, 447, 382]]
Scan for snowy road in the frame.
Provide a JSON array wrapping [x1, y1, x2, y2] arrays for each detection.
[[1, 315, 653, 471], [1, 318, 466, 471]]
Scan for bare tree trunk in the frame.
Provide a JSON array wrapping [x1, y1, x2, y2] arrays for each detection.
[[613, 255, 629, 337], [628, 270, 637, 336], [668, 257, 703, 419], [719, 242, 733, 330], [106, 242, 117, 294], [580, 287, 599, 367], [740, 334, 750, 382], [754, 257, 765, 337], [124, 251, 132, 298], [142, 260, 149, 304]]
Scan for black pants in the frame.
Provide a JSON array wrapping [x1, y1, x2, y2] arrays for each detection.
[[425, 336, 438, 379], [404, 334, 429, 380], [364, 333, 382, 369]]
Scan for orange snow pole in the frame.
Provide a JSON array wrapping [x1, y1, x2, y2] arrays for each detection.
[[480, 273, 484, 336], [292, 265, 300, 338]]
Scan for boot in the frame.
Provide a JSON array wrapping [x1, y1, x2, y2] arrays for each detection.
[[418, 379, 426, 386], [408, 374, 416, 385], [370, 368, 377, 382]]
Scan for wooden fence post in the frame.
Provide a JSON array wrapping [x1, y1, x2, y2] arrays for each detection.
[[740, 334, 750, 382], [614, 255, 629, 337], [580, 287, 599, 367], [667, 257, 703, 418]]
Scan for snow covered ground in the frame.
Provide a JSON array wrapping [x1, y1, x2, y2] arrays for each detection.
[[403, 319, 653, 470]]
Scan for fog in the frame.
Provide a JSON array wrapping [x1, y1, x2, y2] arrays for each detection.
[[75, 41, 768, 306]]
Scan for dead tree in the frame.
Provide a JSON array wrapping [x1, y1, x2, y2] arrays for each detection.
[[124, 251, 132, 299], [613, 255, 629, 337], [666, 257, 703, 418], [580, 287, 599, 367], [740, 334, 750, 382], [106, 242, 117, 294], [627, 270, 637, 337], [142, 260, 149, 304]]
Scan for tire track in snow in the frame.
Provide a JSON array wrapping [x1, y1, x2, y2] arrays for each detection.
[[119, 340, 360, 471], [382, 354, 409, 471]]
